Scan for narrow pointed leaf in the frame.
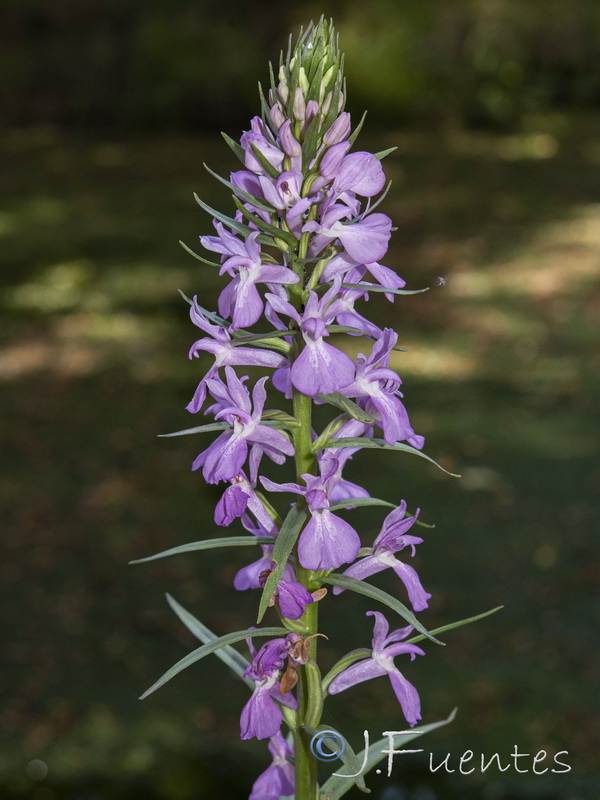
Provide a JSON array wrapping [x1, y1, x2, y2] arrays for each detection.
[[320, 710, 457, 799], [204, 163, 277, 213], [159, 419, 296, 438], [347, 110, 367, 145], [230, 328, 293, 354], [130, 536, 274, 564], [165, 594, 253, 686], [306, 58, 325, 104], [373, 147, 398, 160], [329, 497, 397, 512], [314, 437, 460, 477], [341, 283, 429, 296], [321, 81, 343, 136], [322, 574, 443, 645], [232, 195, 297, 246], [257, 505, 308, 623], [232, 329, 299, 345], [179, 240, 221, 267], [256, 232, 290, 252], [317, 392, 375, 423], [244, 338, 292, 355], [177, 294, 287, 344], [178, 291, 227, 328], [257, 82, 276, 135], [221, 131, 246, 165], [301, 111, 322, 166], [194, 193, 254, 239], [179, 289, 194, 306], [140, 626, 288, 699], [261, 409, 299, 426], [262, 420, 298, 431], [406, 606, 504, 645], [360, 182, 393, 221], [325, 325, 370, 336], [304, 724, 368, 793], [158, 422, 231, 438]]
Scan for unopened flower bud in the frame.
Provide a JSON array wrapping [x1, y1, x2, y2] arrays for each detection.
[[303, 100, 320, 133], [277, 78, 289, 106], [323, 112, 351, 145], [319, 140, 351, 179], [292, 87, 306, 122], [320, 66, 337, 101], [270, 104, 285, 130], [298, 67, 309, 93], [250, 116, 266, 136], [322, 91, 333, 116], [279, 120, 302, 157]]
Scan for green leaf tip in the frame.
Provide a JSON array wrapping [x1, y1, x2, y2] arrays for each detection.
[[139, 625, 288, 700]]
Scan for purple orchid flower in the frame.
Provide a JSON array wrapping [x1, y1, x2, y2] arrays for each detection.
[[324, 285, 383, 339], [214, 481, 249, 526], [241, 637, 297, 741], [261, 457, 361, 571], [214, 457, 278, 534], [341, 328, 424, 448], [321, 251, 406, 302], [192, 367, 294, 484], [265, 279, 355, 397], [318, 416, 374, 489], [276, 579, 314, 620], [332, 151, 386, 197], [185, 299, 288, 413], [200, 224, 299, 330], [231, 169, 314, 237], [328, 610, 425, 727], [258, 171, 314, 237], [308, 141, 352, 195], [304, 203, 392, 264], [255, 561, 315, 620], [240, 118, 285, 175], [249, 732, 294, 800], [311, 148, 384, 206], [334, 501, 431, 612], [318, 443, 371, 504]]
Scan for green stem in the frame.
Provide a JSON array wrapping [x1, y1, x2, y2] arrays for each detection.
[[286, 218, 324, 800], [291, 388, 321, 800], [294, 598, 319, 800]]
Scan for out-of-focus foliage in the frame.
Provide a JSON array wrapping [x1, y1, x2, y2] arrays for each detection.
[[2, 0, 600, 130]]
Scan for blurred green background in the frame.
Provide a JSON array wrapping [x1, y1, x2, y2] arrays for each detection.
[[1, 1, 599, 799]]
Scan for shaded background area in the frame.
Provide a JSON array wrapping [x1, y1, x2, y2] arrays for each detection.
[[1, 1, 599, 799]]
